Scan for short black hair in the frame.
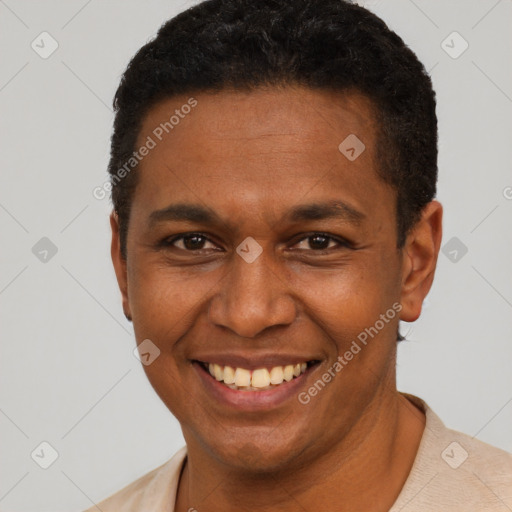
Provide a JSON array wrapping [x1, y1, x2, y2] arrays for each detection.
[[109, 0, 438, 261]]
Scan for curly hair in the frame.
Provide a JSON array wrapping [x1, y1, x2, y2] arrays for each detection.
[[109, 0, 438, 264]]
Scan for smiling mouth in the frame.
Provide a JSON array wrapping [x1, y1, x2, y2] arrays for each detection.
[[195, 360, 320, 391]]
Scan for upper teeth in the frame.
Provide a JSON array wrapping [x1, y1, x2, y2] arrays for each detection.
[[207, 362, 308, 389]]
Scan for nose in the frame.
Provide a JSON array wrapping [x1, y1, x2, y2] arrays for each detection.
[[208, 246, 296, 338]]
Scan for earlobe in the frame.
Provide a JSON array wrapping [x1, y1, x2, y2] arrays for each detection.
[[110, 211, 132, 322], [399, 201, 443, 323]]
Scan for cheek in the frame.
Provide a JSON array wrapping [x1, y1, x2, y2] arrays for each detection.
[[127, 264, 208, 419], [127, 261, 219, 343], [293, 259, 401, 386], [292, 262, 394, 335]]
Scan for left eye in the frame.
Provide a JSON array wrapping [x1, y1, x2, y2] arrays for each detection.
[[293, 234, 341, 251]]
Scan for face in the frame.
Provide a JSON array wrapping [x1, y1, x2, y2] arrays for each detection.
[[111, 86, 438, 471]]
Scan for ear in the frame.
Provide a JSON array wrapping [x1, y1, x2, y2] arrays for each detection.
[[399, 200, 443, 322], [110, 211, 132, 321]]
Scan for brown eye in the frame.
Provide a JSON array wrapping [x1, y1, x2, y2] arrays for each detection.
[[307, 234, 332, 250], [293, 234, 340, 251], [182, 234, 207, 250], [166, 233, 218, 251]]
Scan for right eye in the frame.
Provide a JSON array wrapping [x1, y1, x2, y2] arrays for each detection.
[[161, 233, 220, 252]]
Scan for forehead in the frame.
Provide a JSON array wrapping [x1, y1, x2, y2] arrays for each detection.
[[131, 86, 392, 228], [138, 86, 377, 158]]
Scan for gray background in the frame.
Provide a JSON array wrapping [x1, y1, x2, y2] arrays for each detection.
[[0, 0, 511, 510]]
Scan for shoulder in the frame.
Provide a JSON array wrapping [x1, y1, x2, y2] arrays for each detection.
[[82, 446, 187, 512], [440, 423, 512, 503], [393, 394, 512, 511]]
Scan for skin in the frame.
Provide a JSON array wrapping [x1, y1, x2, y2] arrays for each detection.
[[111, 85, 443, 511]]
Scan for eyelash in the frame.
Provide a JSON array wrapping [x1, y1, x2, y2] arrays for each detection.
[[160, 232, 352, 254]]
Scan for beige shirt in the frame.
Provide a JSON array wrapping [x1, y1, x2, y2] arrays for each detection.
[[84, 394, 512, 511]]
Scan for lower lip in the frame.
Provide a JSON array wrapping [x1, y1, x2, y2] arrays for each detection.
[[192, 361, 320, 411]]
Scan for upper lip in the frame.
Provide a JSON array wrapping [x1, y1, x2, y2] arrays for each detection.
[[191, 353, 321, 371]]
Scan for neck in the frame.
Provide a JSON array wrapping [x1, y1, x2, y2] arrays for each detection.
[[175, 389, 425, 512]]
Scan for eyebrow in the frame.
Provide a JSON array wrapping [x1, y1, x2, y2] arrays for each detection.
[[286, 200, 365, 225], [148, 200, 365, 229]]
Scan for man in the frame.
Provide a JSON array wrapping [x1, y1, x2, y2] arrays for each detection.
[[85, 0, 512, 510]]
